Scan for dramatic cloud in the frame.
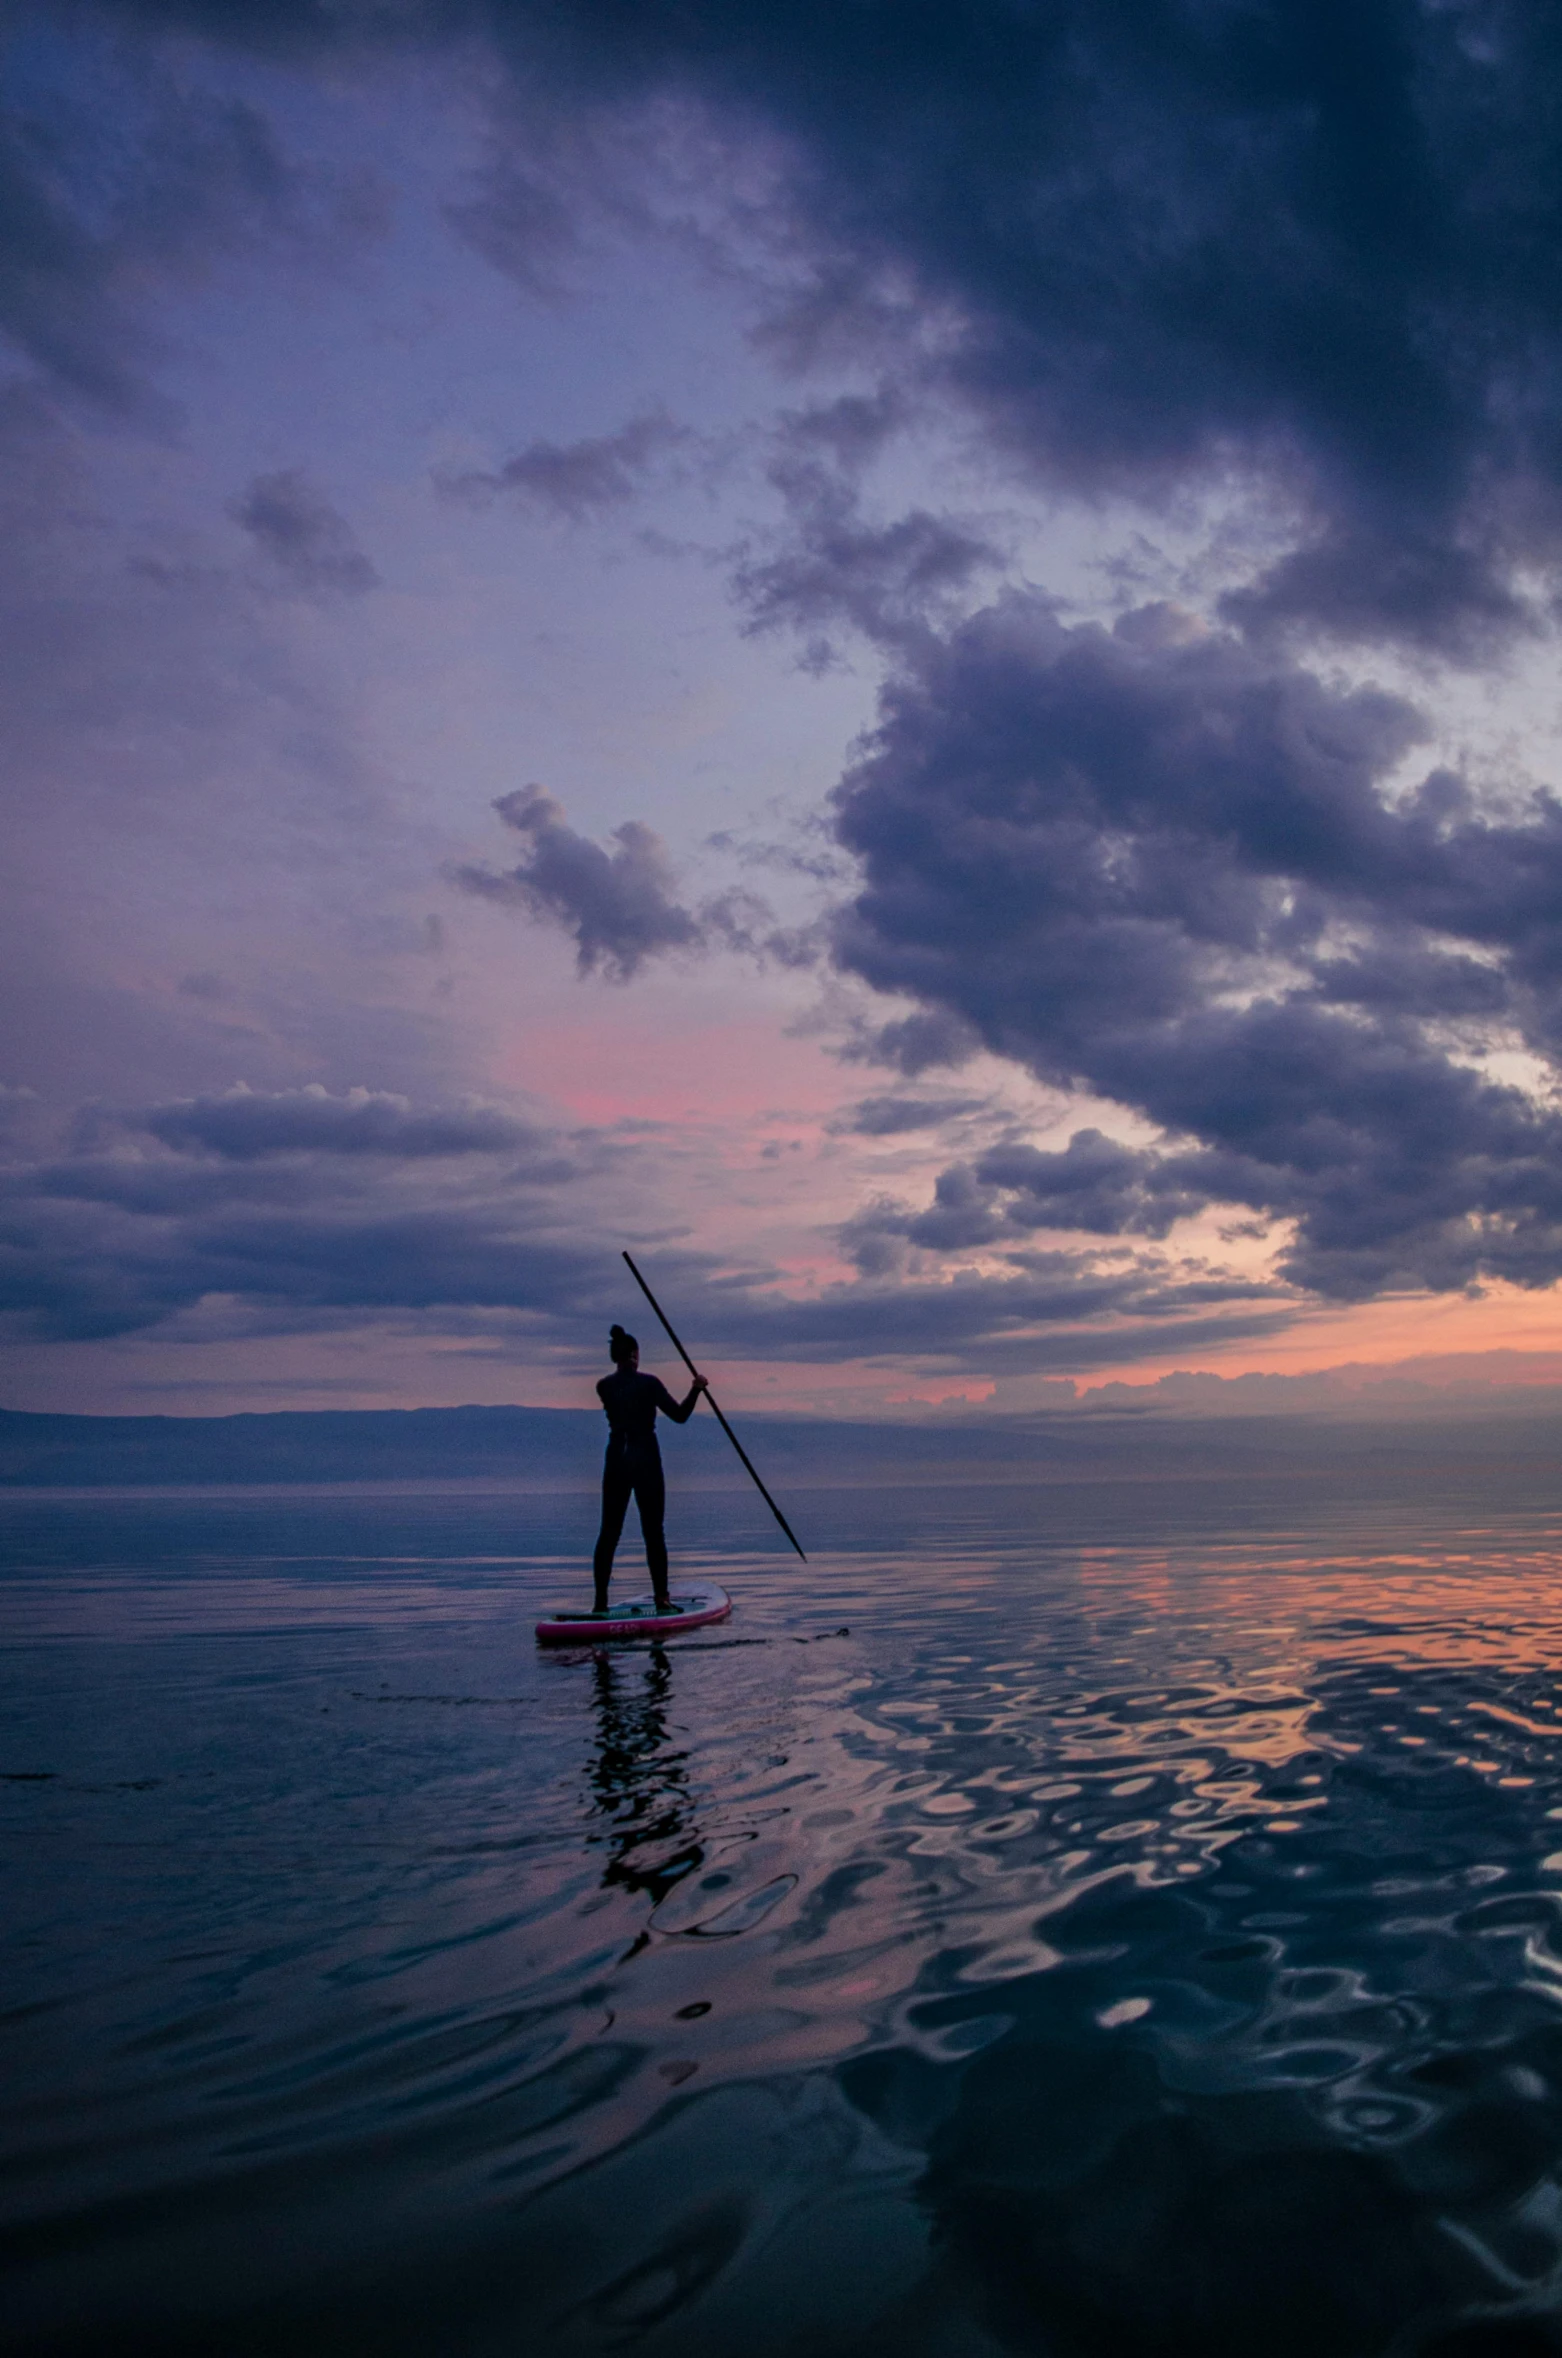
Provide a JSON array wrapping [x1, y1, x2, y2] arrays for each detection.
[[67, 2, 1562, 650], [18, 0, 1562, 1404], [833, 594, 1562, 1298], [0, 1083, 1285, 1369], [231, 471, 377, 593], [552, 0, 1562, 655]]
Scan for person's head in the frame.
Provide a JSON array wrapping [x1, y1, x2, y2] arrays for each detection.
[[609, 1324, 639, 1372]]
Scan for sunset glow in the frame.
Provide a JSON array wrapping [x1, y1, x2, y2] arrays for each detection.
[[6, 1, 1562, 1420]]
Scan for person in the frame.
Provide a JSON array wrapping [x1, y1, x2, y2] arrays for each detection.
[[592, 1324, 707, 1613]]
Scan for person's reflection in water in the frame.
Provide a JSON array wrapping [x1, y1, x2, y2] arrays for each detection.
[[587, 1646, 704, 1955]]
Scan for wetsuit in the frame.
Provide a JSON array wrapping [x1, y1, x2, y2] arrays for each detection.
[[593, 1368, 699, 1597]]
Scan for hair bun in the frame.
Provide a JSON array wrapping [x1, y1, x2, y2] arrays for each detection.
[[610, 1325, 626, 1341]]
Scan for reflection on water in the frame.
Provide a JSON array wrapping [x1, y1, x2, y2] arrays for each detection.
[[9, 1488, 1562, 2352], [589, 1647, 701, 1939]]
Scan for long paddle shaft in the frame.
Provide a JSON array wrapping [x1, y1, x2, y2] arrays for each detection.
[[621, 1251, 807, 1561]]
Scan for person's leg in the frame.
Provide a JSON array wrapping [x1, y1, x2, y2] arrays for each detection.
[[593, 1460, 632, 1609], [633, 1455, 670, 1607]]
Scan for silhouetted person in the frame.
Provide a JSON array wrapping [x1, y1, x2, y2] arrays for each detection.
[[593, 1324, 707, 1612]]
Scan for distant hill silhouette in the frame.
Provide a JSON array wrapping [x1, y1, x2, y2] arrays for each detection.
[[5, 1397, 1562, 1494], [0, 1404, 620, 1489], [0, 1403, 1079, 1489]]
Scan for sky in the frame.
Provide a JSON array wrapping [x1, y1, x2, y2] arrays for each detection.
[[6, 0, 1562, 1419]]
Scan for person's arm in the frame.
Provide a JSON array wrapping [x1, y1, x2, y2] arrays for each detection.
[[654, 1373, 708, 1424]]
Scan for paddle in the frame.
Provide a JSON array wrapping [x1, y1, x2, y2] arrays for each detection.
[[621, 1250, 808, 1561]]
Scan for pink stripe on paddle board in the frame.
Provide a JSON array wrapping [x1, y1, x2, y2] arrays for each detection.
[[535, 1583, 731, 1644]]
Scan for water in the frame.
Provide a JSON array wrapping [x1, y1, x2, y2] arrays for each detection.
[[7, 1474, 1562, 2355]]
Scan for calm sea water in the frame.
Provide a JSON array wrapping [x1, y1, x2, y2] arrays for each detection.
[[7, 1470, 1562, 2356]]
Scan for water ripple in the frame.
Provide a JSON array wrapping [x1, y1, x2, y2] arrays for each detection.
[[9, 1499, 1562, 2351]]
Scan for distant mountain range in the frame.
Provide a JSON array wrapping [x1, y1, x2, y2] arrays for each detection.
[[0, 1403, 1082, 1489], [4, 1397, 1562, 1491], [0, 1404, 624, 1489]]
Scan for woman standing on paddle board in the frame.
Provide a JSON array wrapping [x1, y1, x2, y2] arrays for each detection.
[[593, 1325, 707, 1614]]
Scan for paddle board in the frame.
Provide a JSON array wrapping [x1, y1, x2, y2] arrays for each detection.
[[535, 1580, 731, 1645]]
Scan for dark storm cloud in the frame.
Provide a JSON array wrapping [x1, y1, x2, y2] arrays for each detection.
[[230, 471, 378, 593], [74, 1, 1562, 646], [446, 0, 1562, 653], [441, 413, 687, 521], [1220, 531, 1534, 662], [830, 594, 1562, 1298]]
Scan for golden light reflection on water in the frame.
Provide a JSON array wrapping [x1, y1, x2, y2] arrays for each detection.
[[495, 1532, 1562, 2123]]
